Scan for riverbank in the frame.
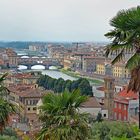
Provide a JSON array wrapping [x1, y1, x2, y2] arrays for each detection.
[[60, 69, 104, 85]]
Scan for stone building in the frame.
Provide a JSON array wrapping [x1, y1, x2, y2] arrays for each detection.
[[104, 76, 115, 120], [8, 84, 45, 124]]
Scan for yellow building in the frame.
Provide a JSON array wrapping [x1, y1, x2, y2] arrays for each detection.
[[96, 61, 130, 79], [112, 63, 130, 78], [63, 53, 75, 70], [96, 63, 105, 75]]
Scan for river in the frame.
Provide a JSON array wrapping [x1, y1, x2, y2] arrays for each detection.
[[20, 69, 76, 81], [41, 70, 76, 81], [18, 64, 76, 81]]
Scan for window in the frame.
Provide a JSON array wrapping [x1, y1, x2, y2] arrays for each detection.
[[28, 100, 30, 105], [26, 100, 28, 105], [114, 102, 117, 108], [119, 103, 121, 109], [104, 114, 106, 117], [33, 100, 38, 105], [33, 107, 37, 111], [30, 100, 32, 105], [28, 107, 30, 111], [124, 104, 127, 110]]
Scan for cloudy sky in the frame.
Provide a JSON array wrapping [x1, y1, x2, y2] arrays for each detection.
[[0, 0, 139, 42]]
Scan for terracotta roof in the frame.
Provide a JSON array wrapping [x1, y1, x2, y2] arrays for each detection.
[[18, 89, 43, 98], [114, 88, 138, 104], [81, 97, 101, 108], [8, 84, 44, 98], [8, 73, 32, 79]]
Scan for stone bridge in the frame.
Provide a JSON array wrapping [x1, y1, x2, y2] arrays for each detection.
[[17, 57, 62, 69]]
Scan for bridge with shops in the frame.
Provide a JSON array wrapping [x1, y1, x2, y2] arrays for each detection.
[[17, 56, 63, 69]]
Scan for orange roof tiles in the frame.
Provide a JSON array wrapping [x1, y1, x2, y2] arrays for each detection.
[[7, 73, 32, 79], [8, 84, 44, 98], [117, 88, 138, 99], [114, 88, 138, 104]]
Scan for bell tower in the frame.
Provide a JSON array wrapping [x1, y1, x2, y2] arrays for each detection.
[[104, 76, 115, 120]]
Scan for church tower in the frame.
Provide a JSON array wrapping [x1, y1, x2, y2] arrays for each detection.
[[104, 76, 115, 120]]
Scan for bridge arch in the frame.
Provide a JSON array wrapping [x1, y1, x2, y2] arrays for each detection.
[[31, 65, 45, 70], [18, 65, 28, 70], [20, 56, 29, 58], [32, 56, 39, 58]]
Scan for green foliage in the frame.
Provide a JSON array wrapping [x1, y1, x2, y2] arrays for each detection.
[[0, 135, 18, 140], [105, 6, 140, 70], [91, 121, 139, 140], [0, 98, 16, 133], [110, 135, 128, 140], [37, 75, 93, 96], [37, 90, 91, 140], [0, 74, 16, 134], [3, 127, 17, 137], [0, 73, 9, 97], [105, 6, 140, 92]]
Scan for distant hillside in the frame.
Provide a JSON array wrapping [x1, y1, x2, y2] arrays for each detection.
[[0, 41, 107, 49], [0, 41, 48, 49]]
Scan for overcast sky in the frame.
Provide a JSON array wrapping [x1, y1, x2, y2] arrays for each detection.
[[0, 0, 139, 42]]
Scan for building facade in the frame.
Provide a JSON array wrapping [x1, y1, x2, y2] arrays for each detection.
[[113, 88, 138, 122]]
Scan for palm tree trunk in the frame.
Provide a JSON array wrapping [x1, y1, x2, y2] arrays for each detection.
[[139, 91, 140, 129]]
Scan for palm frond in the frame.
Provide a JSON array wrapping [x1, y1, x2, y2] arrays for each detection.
[[111, 49, 125, 65], [125, 53, 140, 70], [37, 91, 90, 140]]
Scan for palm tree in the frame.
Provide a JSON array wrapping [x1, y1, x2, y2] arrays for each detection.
[[0, 73, 15, 135], [0, 98, 15, 135], [37, 90, 91, 140], [105, 6, 140, 127], [0, 73, 9, 97]]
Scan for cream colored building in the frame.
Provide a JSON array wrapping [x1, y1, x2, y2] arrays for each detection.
[[112, 63, 130, 78], [96, 63, 105, 75], [8, 84, 45, 123]]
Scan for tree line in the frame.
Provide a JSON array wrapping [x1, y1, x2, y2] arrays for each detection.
[[37, 75, 93, 96]]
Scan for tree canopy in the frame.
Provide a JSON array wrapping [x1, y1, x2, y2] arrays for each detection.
[[37, 75, 93, 96], [91, 121, 140, 140]]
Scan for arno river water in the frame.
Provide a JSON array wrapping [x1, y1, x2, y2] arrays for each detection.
[[18, 65, 76, 81]]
